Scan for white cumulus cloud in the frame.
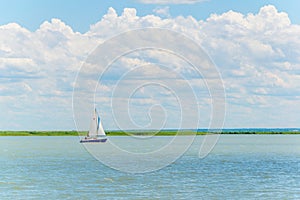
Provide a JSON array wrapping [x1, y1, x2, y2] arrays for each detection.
[[153, 6, 171, 17]]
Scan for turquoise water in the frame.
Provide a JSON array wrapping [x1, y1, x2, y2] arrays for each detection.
[[0, 135, 299, 199]]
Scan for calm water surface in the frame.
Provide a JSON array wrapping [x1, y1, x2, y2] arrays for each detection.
[[0, 135, 299, 199]]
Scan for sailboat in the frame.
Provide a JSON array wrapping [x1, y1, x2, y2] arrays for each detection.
[[80, 108, 107, 143]]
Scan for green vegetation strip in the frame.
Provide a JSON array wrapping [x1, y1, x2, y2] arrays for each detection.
[[0, 130, 299, 136], [0, 131, 84, 136]]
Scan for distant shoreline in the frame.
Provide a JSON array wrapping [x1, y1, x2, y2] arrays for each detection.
[[0, 130, 299, 136]]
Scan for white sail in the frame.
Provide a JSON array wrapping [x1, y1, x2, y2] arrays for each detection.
[[88, 109, 98, 137], [97, 117, 106, 136]]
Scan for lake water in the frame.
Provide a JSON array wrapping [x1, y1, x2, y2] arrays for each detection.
[[0, 135, 299, 199]]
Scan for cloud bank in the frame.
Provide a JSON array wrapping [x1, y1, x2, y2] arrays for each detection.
[[0, 5, 299, 130]]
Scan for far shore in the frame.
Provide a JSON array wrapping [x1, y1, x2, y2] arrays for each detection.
[[0, 130, 299, 136]]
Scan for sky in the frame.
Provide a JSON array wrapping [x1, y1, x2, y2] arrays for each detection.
[[0, 0, 300, 130]]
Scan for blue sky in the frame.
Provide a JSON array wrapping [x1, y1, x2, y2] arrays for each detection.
[[0, 0, 300, 130]]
